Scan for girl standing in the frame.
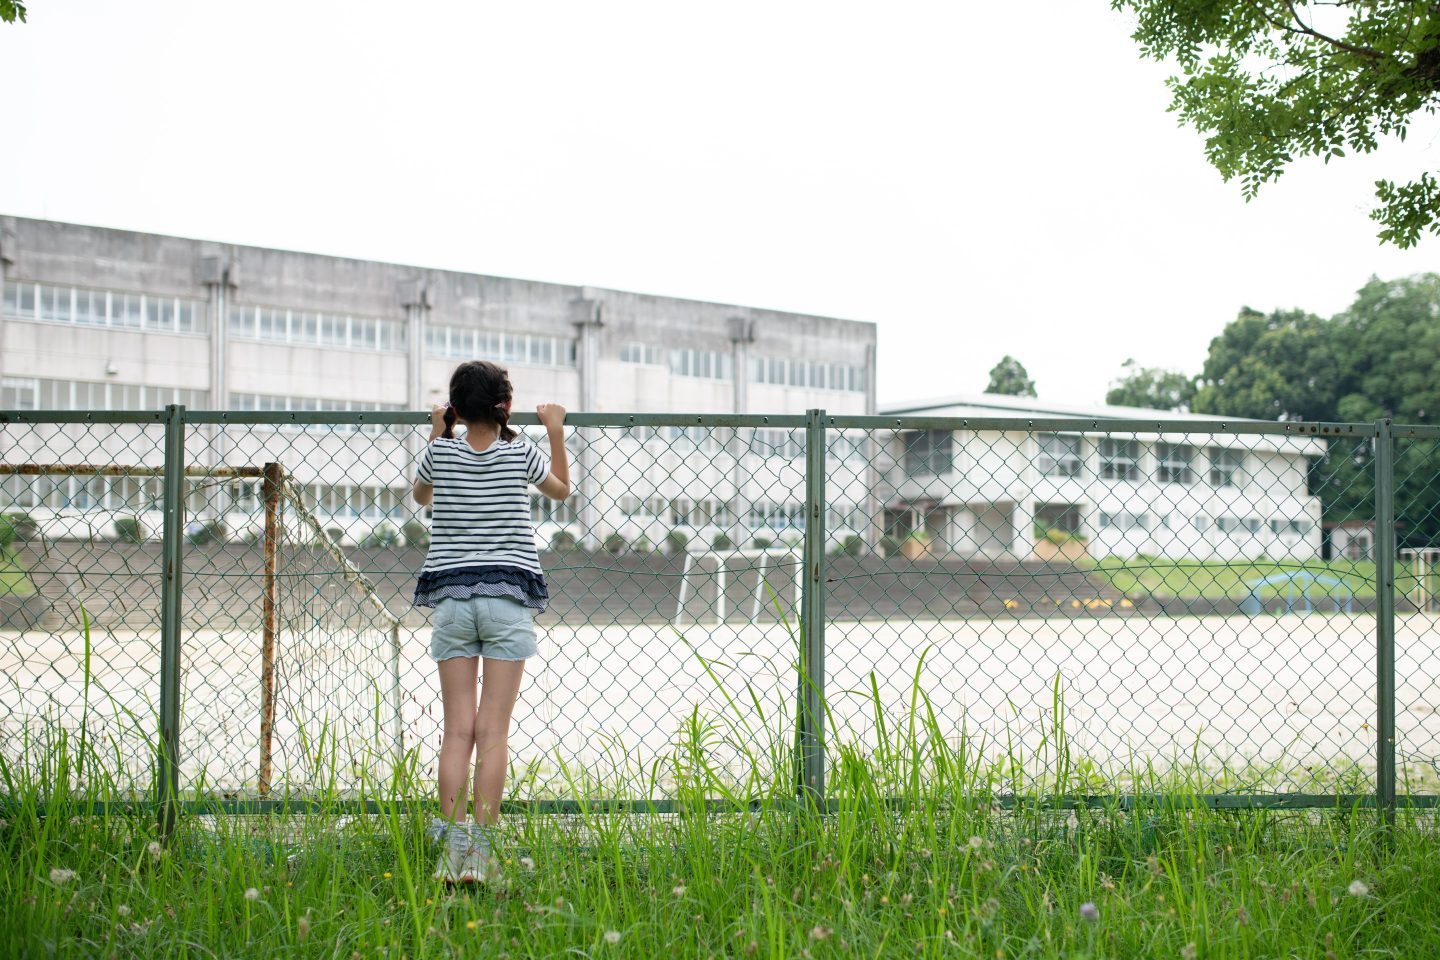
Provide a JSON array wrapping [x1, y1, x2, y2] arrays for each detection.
[[411, 360, 570, 883]]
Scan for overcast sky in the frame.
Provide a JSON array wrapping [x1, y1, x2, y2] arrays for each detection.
[[3, 1, 1437, 408]]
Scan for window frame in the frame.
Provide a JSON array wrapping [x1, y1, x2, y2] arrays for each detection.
[[1098, 438, 1141, 482], [1155, 442, 1195, 485], [1037, 433, 1083, 479]]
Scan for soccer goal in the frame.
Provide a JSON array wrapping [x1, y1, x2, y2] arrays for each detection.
[[0, 459, 405, 797], [673, 545, 803, 628], [1401, 547, 1440, 613]]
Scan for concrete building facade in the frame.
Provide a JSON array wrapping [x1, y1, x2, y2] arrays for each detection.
[[875, 394, 1326, 562], [0, 216, 876, 550]]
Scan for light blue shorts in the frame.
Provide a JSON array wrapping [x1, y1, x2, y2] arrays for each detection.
[[429, 595, 539, 662]]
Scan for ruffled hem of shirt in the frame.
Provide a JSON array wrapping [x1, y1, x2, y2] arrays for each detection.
[[413, 566, 549, 612]]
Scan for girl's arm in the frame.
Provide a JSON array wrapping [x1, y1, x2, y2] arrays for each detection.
[[412, 404, 446, 506], [534, 403, 571, 500]]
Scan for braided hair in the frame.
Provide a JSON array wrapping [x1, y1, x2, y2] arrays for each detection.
[[442, 360, 516, 442]]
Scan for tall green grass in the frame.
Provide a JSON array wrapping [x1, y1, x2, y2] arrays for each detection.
[[2, 614, 1438, 957], [4, 683, 1438, 956]]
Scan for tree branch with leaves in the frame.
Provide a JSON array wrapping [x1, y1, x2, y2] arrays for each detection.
[[1113, 0, 1440, 246]]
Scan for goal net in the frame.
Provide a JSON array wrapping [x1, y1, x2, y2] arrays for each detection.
[[0, 459, 405, 799], [673, 546, 803, 628]]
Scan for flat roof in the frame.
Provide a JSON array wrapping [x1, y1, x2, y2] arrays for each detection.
[[878, 392, 1265, 423]]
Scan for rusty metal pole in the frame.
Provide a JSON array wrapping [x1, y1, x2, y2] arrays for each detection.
[[258, 462, 283, 798]]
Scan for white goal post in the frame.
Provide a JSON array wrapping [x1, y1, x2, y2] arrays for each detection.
[[673, 546, 803, 628], [0, 459, 406, 797], [1401, 547, 1440, 613]]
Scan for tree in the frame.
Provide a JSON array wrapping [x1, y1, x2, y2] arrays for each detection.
[[1104, 359, 1197, 411], [1190, 275, 1440, 542], [1113, 1, 1440, 247], [1190, 307, 1342, 422], [1330, 273, 1440, 423], [0, 2, 26, 24], [984, 356, 1036, 397]]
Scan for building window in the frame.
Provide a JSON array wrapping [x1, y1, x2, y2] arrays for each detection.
[[667, 497, 731, 527], [530, 493, 576, 525], [1209, 447, 1244, 487], [420, 323, 575, 367], [750, 356, 867, 392], [229, 305, 405, 353], [1, 377, 36, 410], [826, 501, 863, 530], [1, 377, 206, 411], [748, 500, 805, 531], [750, 428, 804, 459], [231, 393, 403, 434], [4, 281, 208, 335], [903, 430, 953, 475], [670, 348, 733, 381], [619, 343, 664, 365], [1155, 442, 1194, 484], [1270, 519, 1306, 536], [1035, 503, 1082, 534], [1098, 438, 1140, 481], [1099, 511, 1150, 531], [1037, 434, 1082, 478]]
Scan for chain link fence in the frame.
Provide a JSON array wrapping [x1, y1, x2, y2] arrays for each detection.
[[2, 408, 1436, 812]]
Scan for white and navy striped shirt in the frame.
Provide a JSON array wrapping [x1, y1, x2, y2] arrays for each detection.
[[413, 436, 551, 608]]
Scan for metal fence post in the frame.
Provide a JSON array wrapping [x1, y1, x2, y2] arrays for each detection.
[[1374, 418, 1397, 828], [157, 405, 187, 836], [798, 408, 827, 806]]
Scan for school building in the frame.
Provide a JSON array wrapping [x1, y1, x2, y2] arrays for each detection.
[[0, 215, 876, 549], [876, 394, 1326, 562]]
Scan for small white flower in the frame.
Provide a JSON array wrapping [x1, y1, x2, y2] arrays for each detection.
[[809, 925, 832, 941], [967, 836, 985, 850], [604, 930, 621, 945], [244, 887, 260, 901], [49, 868, 76, 884], [1079, 901, 1099, 922], [1348, 879, 1370, 897], [519, 856, 535, 872], [117, 905, 131, 917], [1181, 944, 1197, 960], [672, 885, 686, 898], [146, 841, 164, 861]]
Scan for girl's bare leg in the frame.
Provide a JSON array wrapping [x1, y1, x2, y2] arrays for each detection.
[[472, 657, 526, 826], [436, 656, 480, 821]]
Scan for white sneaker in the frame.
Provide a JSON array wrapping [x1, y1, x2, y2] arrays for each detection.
[[460, 846, 498, 884], [432, 844, 468, 884], [429, 817, 484, 885]]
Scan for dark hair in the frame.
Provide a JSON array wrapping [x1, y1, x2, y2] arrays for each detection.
[[443, 360, 516, 442]]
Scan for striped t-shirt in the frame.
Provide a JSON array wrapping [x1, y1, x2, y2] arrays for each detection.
[[412, 436, 551, 611]]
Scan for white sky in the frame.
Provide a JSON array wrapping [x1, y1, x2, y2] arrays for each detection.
[[3, 1, 1437, 408]]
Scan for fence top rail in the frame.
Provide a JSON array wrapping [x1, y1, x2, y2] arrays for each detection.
[[0, 410, 167, 425], [174, 410, 814, 428], [825, 414, 1385, 437], [0, 463, 265, 478], [3, 409, 1431, 437]]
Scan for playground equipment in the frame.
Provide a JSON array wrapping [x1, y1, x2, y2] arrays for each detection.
[[1239, 571, 1353, 616], [1400, 547, 1440, 613], [674, 546, 802, 627]]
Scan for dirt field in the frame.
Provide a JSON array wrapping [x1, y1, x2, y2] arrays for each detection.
[[4, 613, 1438, 796]]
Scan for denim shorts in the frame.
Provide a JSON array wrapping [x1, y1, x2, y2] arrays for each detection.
[[429, 595, 539, 662]]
